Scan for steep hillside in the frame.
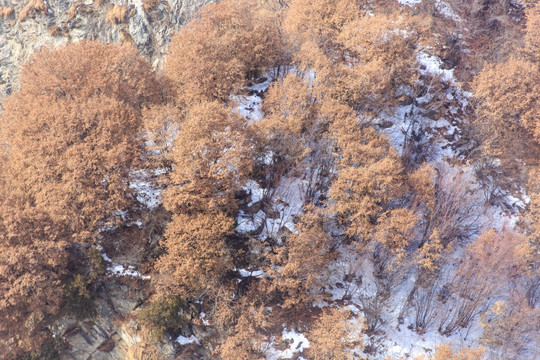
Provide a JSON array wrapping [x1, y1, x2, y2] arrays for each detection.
[[0, 0, 538, 359]]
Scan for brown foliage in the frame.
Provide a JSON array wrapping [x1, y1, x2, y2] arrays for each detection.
[[0, 41, 160, 356], [284, 0, 367, 51], [142, 103, 182, 168], [259, 74, 318, 166], [19, 41, 162, 107], [217, 308, 268, 360], [19, 0, 49, 21], [266, 208, 334, 309], [0, 6, 14, 18], [1, 97, 142, 240], [162, 101, 253, 215], [165, 0, 285, 104], [155, 100, 254, 298], [0, 239, 68, 356], [307, 308, 364, 360], [524, 2, 540, 61], [473, 57, 540, 155], [143, 0, 162, 12], [523, 171, 540, 307], [288, 6, 420, 113], [105, 4, 127, 24], [423, 343, 484, 360], [329, 109, 408, 242], [155, 212, 234, 298], [333, 14, 419, 109]]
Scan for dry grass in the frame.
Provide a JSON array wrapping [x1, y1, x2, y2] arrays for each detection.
[[67, 4, 78, 20], [48, 25, 69, 37], [66, 3, 93, 22], [0, 6, 14, 18], [119, 29, 135, 45], [143, 0, 160, 12], [19, 0, 48, 21], [48, 25, 61, 36], [105, 4, 127, 24]]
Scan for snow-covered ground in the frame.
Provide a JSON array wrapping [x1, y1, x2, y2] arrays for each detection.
[[94, 245, 150, 280], [176, 334, 200, 346], [232, 68, 278, 122], [129, 168, 163, 209], [397, 0, 422, 6], [266, 328, 310, 360], [236, 176, 307, 241]]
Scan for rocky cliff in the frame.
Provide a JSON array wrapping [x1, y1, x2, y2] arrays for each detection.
[[0, 0, 212, 104]]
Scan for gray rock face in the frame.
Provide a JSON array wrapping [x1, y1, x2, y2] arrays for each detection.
[[0, 0, 213, 104], [56, 279, 175, 360]]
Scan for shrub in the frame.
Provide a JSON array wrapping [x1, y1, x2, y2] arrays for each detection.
[[19, 0, 48, 22], [0, 6, 14, 18], [63, 274, 96, 319], [19, 337, 65, 360], [106, 5, 127, 24], [139, 296, 189, 341], [88, 248, 106, 279]]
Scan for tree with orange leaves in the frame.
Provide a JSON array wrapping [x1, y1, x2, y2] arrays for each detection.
[[0, 41, 161, 357], [165, 0, 285, 105]]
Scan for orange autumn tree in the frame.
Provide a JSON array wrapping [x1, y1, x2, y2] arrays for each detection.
[[0, 41, 161, 357], [165, 0, 285, 105], [155, 101, 254, 299], [415, 343, 484, 360], [473, 57, 540, 158], [473, 5, 540, 159], [307, 308, 364, 360], [265, 207, 334, 309], [328, 106, 411, 245], [161, 101, 254, 216], [284, 0, 367, 52], [286, 1, 420, 114]]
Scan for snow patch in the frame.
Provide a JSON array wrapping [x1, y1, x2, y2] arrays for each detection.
[[109, 264, 151, 280], [244, 179, 264, 206], [267, 328, 310, 360], [434, 1, 461, 22], [260, 177, 307, 240], [175, 335, 200, 346], [129, 169, 162, 209], [237, 209, 266, 234], [233, 93, 265, 121], [237, 268, 265, 278], [397, 0, 422, 6], [417, 52, 454, 83], [232, 68, 277, 122], [94, 245, 150, 280]]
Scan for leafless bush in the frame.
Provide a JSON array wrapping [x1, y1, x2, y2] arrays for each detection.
[[409, 280, 441, 334], [421, 165, 481, 247], [438, 230, 522, 335]]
